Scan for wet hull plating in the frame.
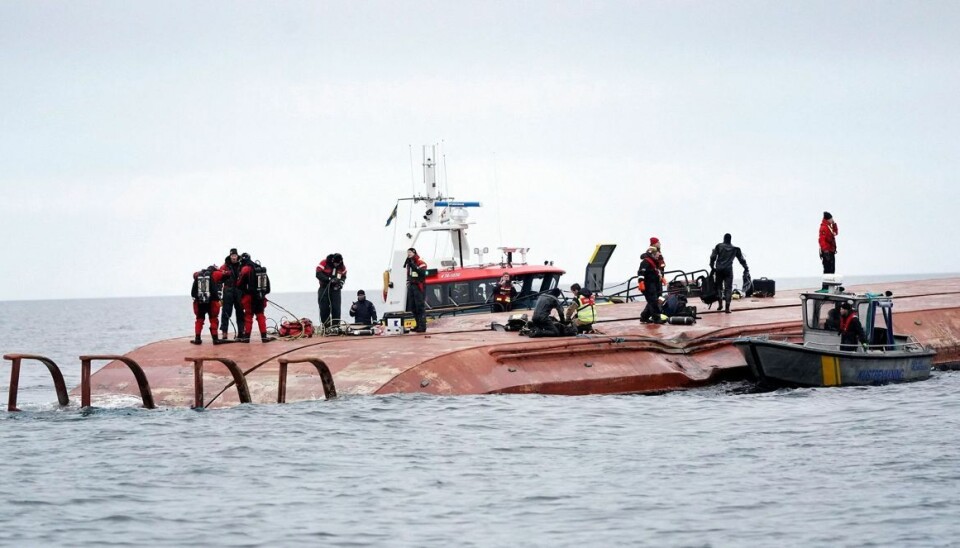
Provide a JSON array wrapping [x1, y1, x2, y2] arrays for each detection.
[[69, 278, 960, 408]]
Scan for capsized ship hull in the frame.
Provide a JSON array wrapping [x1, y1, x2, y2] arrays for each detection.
[[72, 278, 960, 408]]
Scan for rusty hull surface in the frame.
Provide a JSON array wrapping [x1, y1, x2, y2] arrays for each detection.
[[74, 278, 960, 408]]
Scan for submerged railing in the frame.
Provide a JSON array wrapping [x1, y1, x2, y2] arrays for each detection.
[[4, 354, 70, 412]]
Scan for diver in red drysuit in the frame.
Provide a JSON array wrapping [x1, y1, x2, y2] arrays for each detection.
[[191, 265, 223, 345]]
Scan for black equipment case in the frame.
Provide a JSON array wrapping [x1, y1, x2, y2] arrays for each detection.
[[753, 277, 776, 298]]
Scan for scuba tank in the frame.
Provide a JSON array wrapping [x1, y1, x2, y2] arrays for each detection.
[[667, 315, 695, 326], [196, 269, 212, 304], [253, 264, 270, 299]]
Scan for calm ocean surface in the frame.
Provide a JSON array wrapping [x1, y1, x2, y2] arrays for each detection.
[[1, 274, 959, 546]]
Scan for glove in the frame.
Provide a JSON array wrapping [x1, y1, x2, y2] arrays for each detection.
[[410, 271, 419, 278]]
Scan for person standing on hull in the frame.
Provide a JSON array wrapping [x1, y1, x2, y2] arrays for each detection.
[[819, 211, 839, 289], [316, 253, 347, 329], [238, 253, 275, 343], [709, 233, 749, 314], [638, 246, 665, 324], [404, 248, 428, 333], [190, 265, 224, 345], [218, 248, 245, 340], [349, 289, 378, 326], [650, 236, 667, 297], [838, 302, 867, 351]]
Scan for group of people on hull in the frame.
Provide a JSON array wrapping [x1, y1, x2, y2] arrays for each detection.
[[189, 212, 848, 343], [314, 247, 428, 333], [189, 247, 432, 344], [190, 248, 273, 345]]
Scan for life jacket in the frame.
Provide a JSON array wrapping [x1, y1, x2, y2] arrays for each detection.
[[406, 255, 428, 285], [192, 269, 221, 303], [840, 312, 858, 334], [316, 259, 347, 289], [494, 281, 513, 303], [576, 294, 596, 324]]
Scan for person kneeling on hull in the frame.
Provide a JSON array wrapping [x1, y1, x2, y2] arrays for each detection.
[[529, 288, 566, 337]]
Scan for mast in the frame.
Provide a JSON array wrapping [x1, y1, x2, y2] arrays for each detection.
[[383, 144, 481, 313]]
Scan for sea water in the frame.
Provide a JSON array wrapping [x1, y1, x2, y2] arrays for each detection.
[[1, 275, 958, 546]]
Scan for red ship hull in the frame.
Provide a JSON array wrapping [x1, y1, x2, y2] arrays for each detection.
[[69, 278, 960, 408]]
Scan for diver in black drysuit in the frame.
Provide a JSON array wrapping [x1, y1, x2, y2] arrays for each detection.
[[218, 249, 245, 339], [530, 288, 566, 336], [709, 233, 749, 313]]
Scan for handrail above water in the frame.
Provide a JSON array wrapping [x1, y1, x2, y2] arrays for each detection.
[[79, 355, 155, 409], [4, 354, 69, 412], [277, 358, 337, 403], [185, 357, 251, 409]]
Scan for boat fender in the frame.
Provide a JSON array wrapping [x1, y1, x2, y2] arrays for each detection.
[[668, 316, 695, 326]]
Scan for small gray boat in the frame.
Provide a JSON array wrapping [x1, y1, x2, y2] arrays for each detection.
[[734, 289, 935, 387]]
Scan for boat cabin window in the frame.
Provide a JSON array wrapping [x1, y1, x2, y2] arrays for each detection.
[[805, 299, 843, 331], [472, 279, 500, 303], [426, 285, 446, 307], [449, 282, 471, 304]]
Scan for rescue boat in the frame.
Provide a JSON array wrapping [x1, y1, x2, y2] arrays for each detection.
[[381, 145, 567, 318]]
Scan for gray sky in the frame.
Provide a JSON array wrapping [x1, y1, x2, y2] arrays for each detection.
[[2, 0, 958, 301]]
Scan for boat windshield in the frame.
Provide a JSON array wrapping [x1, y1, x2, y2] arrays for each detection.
[[805, 298, 843, 331]]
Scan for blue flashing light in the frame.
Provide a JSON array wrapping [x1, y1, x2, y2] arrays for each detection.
[[434, 201, 482, 208]]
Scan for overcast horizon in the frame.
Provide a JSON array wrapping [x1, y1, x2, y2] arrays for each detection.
[[2, 1, 958, 302]]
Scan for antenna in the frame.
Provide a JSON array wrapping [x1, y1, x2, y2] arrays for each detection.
[[492, 152, 504, 247], [408, 144, 415, 196]]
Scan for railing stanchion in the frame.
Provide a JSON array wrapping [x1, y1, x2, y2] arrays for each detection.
[[277, 358, 337, 403], [4, 354, 69, 412]]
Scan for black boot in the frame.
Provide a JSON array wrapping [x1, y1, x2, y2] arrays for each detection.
[[240, 332, 250, 343], [261, 335, 276, 343], [212, 333, 221, 345], [190, 335, 202, 345]]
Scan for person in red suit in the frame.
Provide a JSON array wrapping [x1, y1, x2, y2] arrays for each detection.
[[237, 253, 275, 343], [404, 248, 429, 333], [190, 265, 224, 345], [819, 211, 839, 289], [316, 253, 347, 328]]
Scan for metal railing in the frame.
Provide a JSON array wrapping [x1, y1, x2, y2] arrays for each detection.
[[185, 357, 251, 409], [80, 355, 155, 409], [4, 354, 69, 412], [277, 358, 337, 403]]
